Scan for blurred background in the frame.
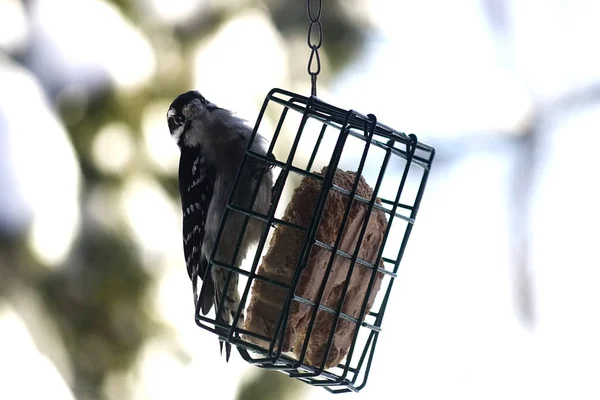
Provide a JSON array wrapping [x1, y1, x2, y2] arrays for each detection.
[[1, 0, 600, 399]]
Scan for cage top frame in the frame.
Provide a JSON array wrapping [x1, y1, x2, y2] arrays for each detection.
[[193, 88, 435, 394], [264, 89, 435, 168]]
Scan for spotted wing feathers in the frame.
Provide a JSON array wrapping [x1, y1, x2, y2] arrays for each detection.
[[179, 149, 216, 315]]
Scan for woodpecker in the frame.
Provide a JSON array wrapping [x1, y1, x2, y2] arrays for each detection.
[[167, 90, 274, 360]]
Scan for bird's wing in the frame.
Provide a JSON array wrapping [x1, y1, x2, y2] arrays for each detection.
[[179, 149, 216, 315], [244, 149, 276, 193]]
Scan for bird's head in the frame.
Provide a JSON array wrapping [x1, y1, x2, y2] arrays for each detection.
[[167, 90, 218, 147]]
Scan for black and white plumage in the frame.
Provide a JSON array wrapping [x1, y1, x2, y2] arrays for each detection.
[[167, 90, 274, 361]]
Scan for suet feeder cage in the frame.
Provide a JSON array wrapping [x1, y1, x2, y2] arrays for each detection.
[[194, 88, 435, 393], [192, 0, 434, 393]]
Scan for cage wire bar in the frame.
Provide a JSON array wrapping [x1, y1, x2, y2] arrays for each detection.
[[194, 88, 435, 393]]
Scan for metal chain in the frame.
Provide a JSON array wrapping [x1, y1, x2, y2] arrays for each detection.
[[307, 0, 323, 97]]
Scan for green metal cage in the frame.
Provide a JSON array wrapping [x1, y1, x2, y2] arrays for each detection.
[[193, 88, 435, 393]]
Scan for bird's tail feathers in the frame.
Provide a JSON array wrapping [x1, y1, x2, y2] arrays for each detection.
[[212, 268, 244, 362]]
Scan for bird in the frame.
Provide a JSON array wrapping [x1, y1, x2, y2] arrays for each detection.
[[167, 90, 274, 361]]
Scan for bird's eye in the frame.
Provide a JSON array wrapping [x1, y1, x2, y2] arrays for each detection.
[[200, 96, 207, 105], [168, 114, 184, 133]]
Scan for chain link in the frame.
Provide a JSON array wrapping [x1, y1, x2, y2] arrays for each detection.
[[307, 0, 323, 97]]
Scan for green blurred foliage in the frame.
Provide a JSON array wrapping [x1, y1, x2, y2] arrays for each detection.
[[40, 229, 153, 397], [2, 1, 368, 399], [237, 370, 306, 400]]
